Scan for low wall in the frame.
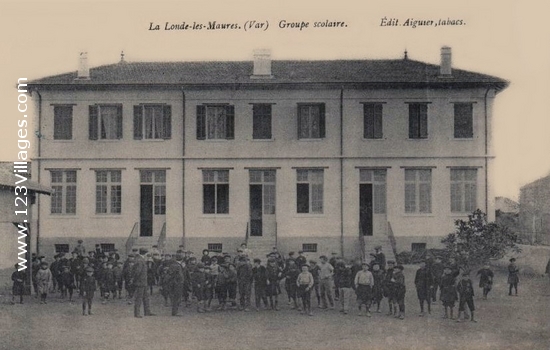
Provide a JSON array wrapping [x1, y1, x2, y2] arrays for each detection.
[[492, 244, 550, 275]]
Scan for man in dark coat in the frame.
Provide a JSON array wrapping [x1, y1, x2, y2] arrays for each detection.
[[414, 260, 433, 316], [166, 254, 185, 316], [131, 248, 154, 318]]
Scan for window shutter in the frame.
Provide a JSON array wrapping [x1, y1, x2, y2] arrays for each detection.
[[409, 105, 418, 139], [89, 105, 98, 140], [297, 106, 302, 139], [163, 105, 172, 139], [319, 104, 326, 138], [374, 104, 383, 139], [419, 105, 428, 138], [133, 106, 143, 140], [225, 105, 235, 140], [116, 105, 123, 139], [364, 104, 373, 139], [196, 105, 206, 140]]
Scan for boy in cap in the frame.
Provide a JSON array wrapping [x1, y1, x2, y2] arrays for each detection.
[[252, 258, 268, 310], [430, 257, 444, 302], [507, 258, 519, 296], [113, 261, 124, 299], [237, 257, 253, 311], [371, 262, 384, 313], [266, 257, 282, 310], [296, 263, 314, 316], [440, 266, 458, 319], [309, 260, 321, 307], [60, 265, 75, 302], [384, 260, 396, 316], [295, 251, 307, 269], [102, 261, 116, 304], [36, 261, 53, 304], [392, 265, 406, 320], [318, 255, 335, 309], [191, 262, 207, 312], [476, 264, 494, 299], [123, 254, 136, 304], [354, 261, 374, 316], [338, 260, 354, 315], [283, 259, 300, 310], [81, 266, 96, 315], [457, 272, 476, 322], [414, 260, 433, 316], [11, 264, 25, 304]]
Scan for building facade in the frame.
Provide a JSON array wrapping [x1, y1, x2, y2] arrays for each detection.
[[519, 174, 550, 245], [27, 48, 508, 259]]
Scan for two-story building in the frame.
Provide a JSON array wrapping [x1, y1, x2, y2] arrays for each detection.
[[26, 47, 508, 260]]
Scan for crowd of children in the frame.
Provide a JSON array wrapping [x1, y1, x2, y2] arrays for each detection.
[[11, 242, 516, 323]]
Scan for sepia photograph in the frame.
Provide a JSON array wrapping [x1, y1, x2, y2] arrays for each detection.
[[0, 1, 549, 349]]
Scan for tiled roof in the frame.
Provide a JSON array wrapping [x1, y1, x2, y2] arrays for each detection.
[[27, 59, 508, 89], [0, 162, 50, 194]]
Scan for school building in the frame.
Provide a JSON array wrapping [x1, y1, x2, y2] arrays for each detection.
[[25, 47, 509, 261]]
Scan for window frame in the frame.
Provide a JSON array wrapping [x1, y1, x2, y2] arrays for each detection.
[[54, 244, 70, 254], [450, 168, 477, 213], [363, 103, 384, 139], [202, 170, 230, 215], [252, 104, 273, 140], [453, 103, 474, 139], [359, 169, 387, 214], [133, 104, 172, 140], [408, 103, 429, 139], [207, 243, 223, 253], [53, 105, 73, 140], [50, 170, 77, 215], [297, 103, 326, 140], [89, 104, 123, 140], [404, 168, 432, 214], [302, 243, 318, 253], [140, 170, 166, 215], [95, 170, 122, 215], [296, 169, 324, 214], [196, 104, 235, 140]]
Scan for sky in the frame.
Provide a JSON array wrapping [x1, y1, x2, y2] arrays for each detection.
[[0, 0, 548, 201]]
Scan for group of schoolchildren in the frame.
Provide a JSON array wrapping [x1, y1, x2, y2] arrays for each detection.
[[11, 240, 514, 323]]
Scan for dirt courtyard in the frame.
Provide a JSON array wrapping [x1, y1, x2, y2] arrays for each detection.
[[1, 265, 549, 350]]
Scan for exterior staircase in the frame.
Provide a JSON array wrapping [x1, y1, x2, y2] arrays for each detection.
[[359, 221, 396, 264], [125, 222, 166, 256], [245, 222, 277, 261]]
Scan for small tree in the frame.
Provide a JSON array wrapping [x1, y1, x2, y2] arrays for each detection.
[[442, 209, 521, 269]]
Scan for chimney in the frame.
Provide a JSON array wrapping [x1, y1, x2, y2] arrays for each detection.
[[77, 52, 90, 79], [252, 49, 272, 78], [440, 46, 452, 76]]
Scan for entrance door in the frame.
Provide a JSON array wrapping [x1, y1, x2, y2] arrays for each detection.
[[140, 185, 153, 237], [359, 183, 373, 236], [249, 170, 276, 238]]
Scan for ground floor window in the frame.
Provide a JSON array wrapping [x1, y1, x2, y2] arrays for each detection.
[[54, 244, 70, 254], [203, 170, 229, 214]]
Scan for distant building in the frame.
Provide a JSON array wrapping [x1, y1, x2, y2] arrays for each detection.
[[495, 196, 520, 237], [25, 47, 508, 260], [519, 174, 550, 245], [495, 196, 519, 214]]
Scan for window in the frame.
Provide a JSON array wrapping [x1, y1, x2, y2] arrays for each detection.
[[95, 170, 122, 214], [203, 170, 229, 214], [249, 170, 276, 214], [252, 104, 272, 139], [133, 105, 172, 140], [363, 103, 383, 139], [454, 103, 473, 138], [89, 105, 123, 140], [196, 105, 235, 140], [298, 104, 325, 139], [296, 169, 324, 214], [208, 243, 223, 253], [302, 243, 318, 253], [100, 243, 115, 253], [450, 169, 477, 212], [359, 169, 387, 213], [53, 106, 73, 140], [411, 243, 427, 252], [50, 170, 77, 214], [140, 170, 166, 215], [408, 103, 428, 139], [404, 169, 432, 213], [54, 244, 70, 253]]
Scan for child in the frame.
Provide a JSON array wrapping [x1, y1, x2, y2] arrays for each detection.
[[296, 264, 314, 316], [201, 249, 211, 266], [191, 262, 207, 312], [283, 259, 300, 310], [113, 261, 124, 299], [354, 262, 374, 316], [60, 265, 75, 302], [508, 258, 519, 296], [237, 257, 253, 311], [36, 261, 53, 304], [414, 260, 433, 316], [204, 266, 215, 311], [392, 265, 406, 320], [384, 260, 396, 316], [147, 260, 156, 295], [318, 255, 335, 309], [338, 261, 354, 315], [124, 258, 135, 304], [266, 257, 281, 310], [252, 259, 268, 310], [456, 272, 476, 322], [102, 262, 116, 304], [216, 264, 229, 310], [440, 266, 458, 320], [371, 262, 384, 313], [476, 264, 494, 299], [11, 264, 25, 304], [81, 266, 96, 316], [309, 260, 321, 307]]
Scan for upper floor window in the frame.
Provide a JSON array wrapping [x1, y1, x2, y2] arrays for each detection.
[[252, 104, 272, 140], [408, 103, 428, 139], [296, 169, 324, 214], [404, 168, 432, 213], [50, 170, 77, 214], [53, 105, 73, 140], [95, 170, 122, 214], [133, 105, 172, 140], [454, 103, 474, 138], [196, 105, 235, 140], [450, 168, 477, 212], [298, 104, 325, 139], [89, 105, 123, 140], [363, 103, 383, 139]]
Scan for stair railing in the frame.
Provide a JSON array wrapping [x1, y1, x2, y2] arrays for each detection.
[[358, 221, 366, 261], [125, 222, 139, 256], [245, 222, 249, 246], [387, 221, 398, 259], [157, 222, 167, 255]]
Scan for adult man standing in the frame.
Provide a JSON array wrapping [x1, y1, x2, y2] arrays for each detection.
[[131, 248, 155, 318], [167, 253, 185, 316]]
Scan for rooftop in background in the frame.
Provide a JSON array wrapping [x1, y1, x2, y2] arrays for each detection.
[[26, 59, 509, 89], [0, 161, 50, 194], [495, 196, 520, 214]]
